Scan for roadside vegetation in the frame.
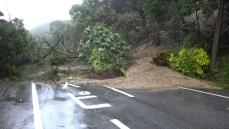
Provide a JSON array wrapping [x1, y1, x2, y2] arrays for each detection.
[[0, 18, 31, 78], [78, 25, 132, 74], [0, 0, 229, 89]]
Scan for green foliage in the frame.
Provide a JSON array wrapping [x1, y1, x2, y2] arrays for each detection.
[[51, 66, 60, 76], [49, 65, 65, 81], [0, 18, 29, 78], [69, 0, 144, 44], [49, 52, 66, 66], [79, 25, 131, 73], [144, 0, 172, 23], [152, 50, 171, 67], [173, 0, 196, 17], [202, 0, 219, 18], [182, 32, 208, 50], [207, 58, 229, 89], [169, 48, 210, 78]]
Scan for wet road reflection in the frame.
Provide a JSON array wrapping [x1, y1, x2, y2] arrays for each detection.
[[1, 82, 229, 129], [39, 84, 87, 129]]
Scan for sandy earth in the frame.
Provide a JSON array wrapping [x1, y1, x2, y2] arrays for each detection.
[[61, 44, 213, 89]]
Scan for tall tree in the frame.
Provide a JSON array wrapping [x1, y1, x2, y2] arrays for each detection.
[[0, 11, 3, 17], [211, 0, 225, 67]]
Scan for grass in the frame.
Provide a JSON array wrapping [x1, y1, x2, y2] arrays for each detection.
[[214, 80, 229, 90], [208, 56, 229, 90]]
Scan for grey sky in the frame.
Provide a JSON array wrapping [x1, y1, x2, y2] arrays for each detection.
[[0, 0, 82, 29]]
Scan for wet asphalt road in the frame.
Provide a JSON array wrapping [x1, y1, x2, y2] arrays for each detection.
[[0, 82, 229, 129]]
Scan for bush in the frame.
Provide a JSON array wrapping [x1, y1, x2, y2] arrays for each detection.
[[207, 58, 229, 89], [169, 48, 210, 78], [79, 25, 131, 74], [152, 50, 171, 66], [0, 18, 29, 78], [49, 52, 66, 66], [51, 66, 60, 76]]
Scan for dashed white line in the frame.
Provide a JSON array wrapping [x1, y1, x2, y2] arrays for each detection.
[[67, 93, 111, 109], [110, 119, 130, 129], [105, 87, 135, 98], [179, 86, 229, 99], [31, 82, 43, 129]]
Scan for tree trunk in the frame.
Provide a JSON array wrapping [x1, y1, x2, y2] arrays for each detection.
[[211, 0, 225, 68], [195, 2, 201, 33]]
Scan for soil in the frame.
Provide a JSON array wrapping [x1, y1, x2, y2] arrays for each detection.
[[58, 44, 214, 89]]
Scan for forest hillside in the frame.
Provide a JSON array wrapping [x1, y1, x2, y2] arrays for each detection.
[[0, 0, 228, 89]]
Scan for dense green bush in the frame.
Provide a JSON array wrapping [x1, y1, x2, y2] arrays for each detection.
[[49, 52, 67, 66], [152, 50, 171, 66], [0, 18, 29, 78], [169, 48, 210, 78], [79, 25, 131, 73]]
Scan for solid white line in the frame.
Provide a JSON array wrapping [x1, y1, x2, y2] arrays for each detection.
[[105, 87, 135, 98], [32, 82, 43, 129], [110, 119, 130, 129], [179, 87, 229, 99], [67, 93, 111, 109]]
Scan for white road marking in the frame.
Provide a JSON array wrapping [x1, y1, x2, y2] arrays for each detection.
[[62, 82, 68, 89], [105, 87, 135, 98], [68, 83, 80, 88], [110, 119, 130, 129], [179, 87, 229, 99], [79, 91, 91, 96], [31, 82, 44, 129], [67, 93, 111, 109], [62, 82, 80, 89]]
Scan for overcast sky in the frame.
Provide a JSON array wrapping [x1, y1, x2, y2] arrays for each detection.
[[0, 0, 82, 29]]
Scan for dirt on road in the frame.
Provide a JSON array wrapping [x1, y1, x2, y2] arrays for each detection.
[[60, 44, 212, 89]]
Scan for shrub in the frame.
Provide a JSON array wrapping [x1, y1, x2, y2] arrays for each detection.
[[51, 66, 59, 76], [49, 52, 66, 66], [49, 65, 64, 81], [0, 18, 29, 78], [152, 50, 171, 66], [207, 58, 229, 89], [169, 48, 210, 78], [79, 25, 131, 74]]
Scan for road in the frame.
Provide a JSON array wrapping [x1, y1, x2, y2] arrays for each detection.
[[0, 81, 229, 129]]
